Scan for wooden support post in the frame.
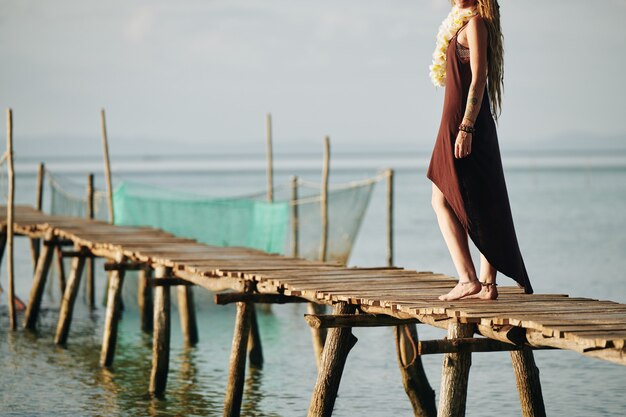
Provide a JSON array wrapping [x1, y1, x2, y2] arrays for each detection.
[[308, 302, 328, 370], [437, 323, 475, 417], [138, 268, 153, 333], [510, 349, 546, 417], [55, 254, 87, 345], [247, 306, 264, 367], [308, 136, 331, 369], [55, 246, 66, 294], [100, 108, 114, 224], [319, 135, 330, 262], [395, 324, 437, 417], [307, 301, 358, 417], [5, 108, 16, 329], [386, 168, 394, 267], [291, 175, 299, 258], [100, 254, 126, 368], [29, 163, 45, 272], [149, 266, 172, 397], [265, 112, 274, 203], [177, 285, 199, 346], [223, 301, 253, 417], [23, 230, 56, 330], [86, 173, 95, 308]]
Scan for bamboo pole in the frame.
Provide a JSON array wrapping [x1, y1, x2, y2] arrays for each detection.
[[55, 253, 87, 345], [138, 268, 153, 333], [177, 285, 199, 346], [149, 266, 172, 397], [266, 113, 273, 202], [437, 323, 475, 417], [223, 301, 253, 417], [23, 230, 56, 330], [6, 108, 16, 329], [86, 173, 95, 308], [100, 109, 114, 224], [100, 253, 125, 368], [510, 349, 546, 417], [386, 168, 394, 267], [319, 135, 330, 262], [290, 175, 299, 258], [307, 301, 358, 417]]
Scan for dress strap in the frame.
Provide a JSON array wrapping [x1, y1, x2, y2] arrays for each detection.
[[453, 19, 472, 39]]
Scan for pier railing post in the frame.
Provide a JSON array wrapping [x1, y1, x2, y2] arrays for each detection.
[[224, 300, 253, 417], [24, 230, 56, 330], [149, 266, 172, 397], [511, 349, 546, 417], [55, 251, 87, 345], [394, 324, 437, 417], [437, 322, 474, 417], [307, 301, 358, 417], [100, 253, 126, 367]]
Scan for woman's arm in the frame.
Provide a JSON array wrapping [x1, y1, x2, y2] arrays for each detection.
[[463, 16, 489, 126], [454, 16, 488, 159]]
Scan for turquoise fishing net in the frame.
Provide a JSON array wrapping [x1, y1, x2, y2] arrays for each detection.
[[47, 173, 378, 264], [113, 181, 289, 254]]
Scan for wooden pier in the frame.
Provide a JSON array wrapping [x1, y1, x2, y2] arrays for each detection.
[[3, 205, 626, 417]]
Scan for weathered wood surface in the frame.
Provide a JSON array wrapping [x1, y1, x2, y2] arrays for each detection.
[[2, 205, 626, 365]]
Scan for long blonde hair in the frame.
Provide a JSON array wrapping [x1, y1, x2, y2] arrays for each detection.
[[452, 0, 504, 120]]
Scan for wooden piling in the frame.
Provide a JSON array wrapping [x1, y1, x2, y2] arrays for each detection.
[[100, 253, 126, 368], [383, 170, 395, 269], [86, 173, 95, 308], [6, 108, 16, 329], [510, 349, 546, 417], [100, 108, 114, 224], [247, 306, 264, 367], [394, 324, 437, 417], [55, 253, 87, 345], [307, 302, 328, 370], [177, 285, 199, 346], [224, 301, 253, 417], [55, 246, 67, 294], [437, 323, 475, 417], [307, 301, 358, 417], [29, 163, 45, 272], [149, 266, 172, 397], [23, 230, 56, 330], [138, 268, 154, 333], [291, 175, 299, 258]]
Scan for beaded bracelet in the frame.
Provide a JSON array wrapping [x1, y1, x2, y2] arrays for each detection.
[[458, 123, 475, 134]]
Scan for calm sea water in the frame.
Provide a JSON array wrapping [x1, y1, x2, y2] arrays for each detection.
[[1, 149, 626, 417]]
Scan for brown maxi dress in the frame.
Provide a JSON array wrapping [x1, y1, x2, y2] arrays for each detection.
[[426, 22, 534, 294]]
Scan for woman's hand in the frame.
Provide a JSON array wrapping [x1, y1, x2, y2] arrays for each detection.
[[454, 130, 472, 159]]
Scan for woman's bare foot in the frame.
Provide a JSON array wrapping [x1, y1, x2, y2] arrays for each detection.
[[461, 282, 498, 300], [438, 280, 482, 301]]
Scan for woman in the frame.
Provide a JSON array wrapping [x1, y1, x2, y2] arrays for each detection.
[[426, 0, 533, 301]]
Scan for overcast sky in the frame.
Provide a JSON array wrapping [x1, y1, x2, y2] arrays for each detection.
[[1, 0, 625, 153]]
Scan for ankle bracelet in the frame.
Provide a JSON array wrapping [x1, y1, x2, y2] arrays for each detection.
[[480, 282, 497, 287]]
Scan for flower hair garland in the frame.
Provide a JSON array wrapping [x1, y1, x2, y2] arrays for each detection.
[[429, 5, 478, 87]]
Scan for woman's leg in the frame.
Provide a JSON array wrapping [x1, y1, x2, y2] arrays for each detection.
[[464, 252, 499, 299], [431, 183, 481, 300]]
